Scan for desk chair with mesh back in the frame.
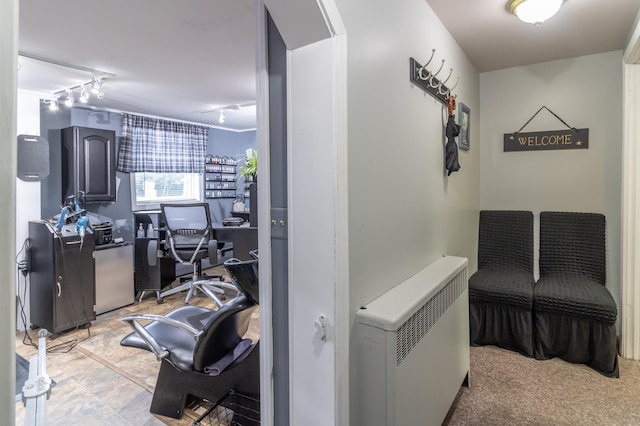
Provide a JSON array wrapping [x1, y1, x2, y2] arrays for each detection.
[[159, 203, 238, 305]]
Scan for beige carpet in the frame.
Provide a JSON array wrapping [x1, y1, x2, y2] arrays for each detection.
[[444, 345, 640, 425]]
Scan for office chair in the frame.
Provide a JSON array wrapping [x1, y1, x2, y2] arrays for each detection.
[[120, 257, 260, 419], [159, 203, 238, 306]]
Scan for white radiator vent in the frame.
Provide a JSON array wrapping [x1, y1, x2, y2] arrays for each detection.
[[356, 256, 470, 426], [396, 267, 467, 366]]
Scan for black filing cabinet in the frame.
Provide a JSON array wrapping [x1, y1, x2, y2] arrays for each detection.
[[61, 126, 116, 203], [28, 221, 96, 335]]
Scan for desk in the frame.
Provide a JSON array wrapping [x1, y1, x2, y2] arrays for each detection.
[[213, 223, 258, 261], [131, 212, 257, 300]]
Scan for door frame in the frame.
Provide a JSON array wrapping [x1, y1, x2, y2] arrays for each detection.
[[256, 1, 349, 424]]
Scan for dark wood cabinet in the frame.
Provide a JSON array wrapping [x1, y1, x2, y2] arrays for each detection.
[[62, 126, 116, 203]]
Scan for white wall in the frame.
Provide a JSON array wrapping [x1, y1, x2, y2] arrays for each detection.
[[16, 93, 42, 331], [480, 51, 623, 319], [0, 0, 18, 420], [288, 36, 341, 425], [334, 0, 481, 422]]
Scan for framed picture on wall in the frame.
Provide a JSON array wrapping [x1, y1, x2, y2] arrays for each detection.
[[458, 103, 470, 151]]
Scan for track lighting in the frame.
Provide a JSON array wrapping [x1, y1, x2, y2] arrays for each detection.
[[219, 111, 225, 124], [46, 79, 109, 111], [91, 75, 103, 94], [64, 89, 74, 107], [48, 98, 59, 111], [80, 86, 90, 103], [22, 52, 116, 113]]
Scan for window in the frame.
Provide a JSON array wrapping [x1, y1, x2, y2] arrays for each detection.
[[131, 172, 202, 211]]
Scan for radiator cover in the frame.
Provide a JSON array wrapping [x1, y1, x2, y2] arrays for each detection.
[[356, 255, 469, 426]]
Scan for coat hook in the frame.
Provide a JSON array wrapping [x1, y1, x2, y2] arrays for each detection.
[[435, 68, 453, 91], [429, 60, 445, 88], [446, 76, 460, 96], [418, 49, 436, 80]]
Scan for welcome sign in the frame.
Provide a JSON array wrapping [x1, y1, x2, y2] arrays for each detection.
[[503, 128, 589, 152]]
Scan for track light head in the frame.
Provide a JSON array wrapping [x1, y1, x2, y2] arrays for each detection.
[[91, 75, 103, 94], [64, 89, 74, 107], [219, 111, 225, 124], [80, 86, 90, 103], [48, 98, 59, 111]]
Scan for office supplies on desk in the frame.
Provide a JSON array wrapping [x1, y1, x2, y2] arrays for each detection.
[[92, 222, 113, 245], [223, 217, 245, 227]]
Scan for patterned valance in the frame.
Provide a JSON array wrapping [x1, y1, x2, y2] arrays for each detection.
[[117, 113, 208, 173]]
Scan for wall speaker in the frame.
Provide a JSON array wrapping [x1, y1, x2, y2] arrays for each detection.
[[17, 134, 50, 181]]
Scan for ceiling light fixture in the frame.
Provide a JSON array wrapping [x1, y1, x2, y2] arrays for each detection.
[[91, 75, 103, 94], [48, 98, 59, 111], [64, 89, 74, 107], [47, 78, 109, 111], [508, 0, 563, 26], [20, 52, 116, 112], [219, 111, 225, 124], [80, 86, 90, 103]]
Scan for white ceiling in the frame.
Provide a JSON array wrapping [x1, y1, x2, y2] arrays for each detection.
[[17, 1, 640, 131], [425, 0, 640, 72], [18, 0, 257, 131]]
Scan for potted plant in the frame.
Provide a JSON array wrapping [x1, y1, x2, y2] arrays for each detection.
[[239, 149, 257, 182]]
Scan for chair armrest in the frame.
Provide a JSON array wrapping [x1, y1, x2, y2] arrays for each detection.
[[121, 314, 205, 360], [208, 239, 218, 261]]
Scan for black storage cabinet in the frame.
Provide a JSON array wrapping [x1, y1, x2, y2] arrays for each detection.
[[28, 221, 96, 335], [133, 211, 175, 300], [61, 126, 116, 203]]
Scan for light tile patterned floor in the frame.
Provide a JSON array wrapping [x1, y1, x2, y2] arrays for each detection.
[[15, 266, 259, 426]]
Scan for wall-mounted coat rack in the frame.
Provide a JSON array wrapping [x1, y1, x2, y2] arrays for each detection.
[[409, 49, 460, 105]]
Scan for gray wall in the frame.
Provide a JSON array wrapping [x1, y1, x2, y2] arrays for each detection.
[[340, 0, 481, 307], [39, 107, 256, 239], [207, 127, 257, 222], [335, 0, 481, 422], [479, 51, 623, 325]]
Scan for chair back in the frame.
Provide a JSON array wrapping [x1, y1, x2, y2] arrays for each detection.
[[191, 258, 260, 372], [161, 203, 212, 262], [224, 258, 259, 305], [539, 211, 606, 284], [192, 296, 257, 372], [478, 210, 533, 272]]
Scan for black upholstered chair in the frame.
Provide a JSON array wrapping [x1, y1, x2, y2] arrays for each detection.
[[120, 257, 260, 419], [159, 203, 238, 305], [534, 211, 618, 377], [469, 210, 536, 357]]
